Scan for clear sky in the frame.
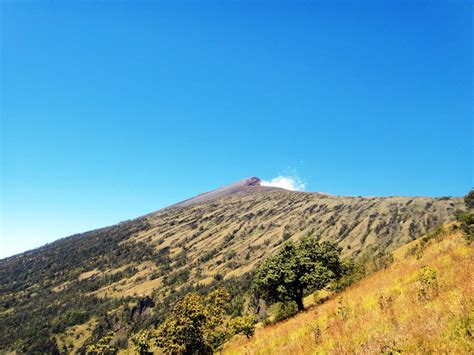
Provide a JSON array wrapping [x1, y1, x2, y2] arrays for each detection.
[[1, 0, 472, 258]]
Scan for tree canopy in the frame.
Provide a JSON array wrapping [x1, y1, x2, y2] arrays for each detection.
[[154, 288, 231, 354], [464, 189, 474, 210], [229, 316, 256, 339], [253, 238, 342, 311]]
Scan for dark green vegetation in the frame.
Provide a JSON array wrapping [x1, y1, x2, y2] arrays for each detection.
[[155, 288, 231, 354], [0, 219, 152, 353], [454, 191, 474, 244], [0, 183, 464, 353], [228, 316, 256, 339], [254, 239, 342, 311], [88, 288, 257, 354]]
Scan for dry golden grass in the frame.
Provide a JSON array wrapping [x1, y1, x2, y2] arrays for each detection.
[[78, 269, 100, 281], [94, 262, 162, 298], [224, 228, 473, 354]]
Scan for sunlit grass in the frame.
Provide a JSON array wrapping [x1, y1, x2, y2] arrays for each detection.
[[224, 227, 473, 354]]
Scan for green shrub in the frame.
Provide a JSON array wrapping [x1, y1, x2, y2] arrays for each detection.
[[332, 257, 365, 292], [273, 301, 298, 322], [336, 298, 349, 321], [456, 212, 474, 245], [456, 190, 474, 244], [154, 288, 231, 354], [312, 323, 322, 344], [464, 189, 474, 209], [229, 316, 256, 339], [312, 291, 321, 305], [417, 267, 438, 300], [373, 250, 395, 269]]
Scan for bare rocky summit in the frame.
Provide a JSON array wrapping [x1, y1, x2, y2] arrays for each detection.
[[169, 176, 275, 208]]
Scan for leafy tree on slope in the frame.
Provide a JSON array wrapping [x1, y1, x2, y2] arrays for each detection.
[[229, 315, 256, 339], [253, 237, 342, 311], [154, 288, 230, 354], [459, 189, 474, 244], [464, 189, 474, 210]]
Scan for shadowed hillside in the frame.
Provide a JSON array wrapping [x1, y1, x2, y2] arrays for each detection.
[[0, 178, 463, 352]]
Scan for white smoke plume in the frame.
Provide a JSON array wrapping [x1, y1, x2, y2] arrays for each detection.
[[261, 175, 306, 191]]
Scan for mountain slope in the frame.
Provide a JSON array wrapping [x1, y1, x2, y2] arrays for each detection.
[[224, 224, 474, 354], [0, 178, 463, 352]]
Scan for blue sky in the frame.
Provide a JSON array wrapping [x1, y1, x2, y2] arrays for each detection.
[[1, 0, 472, 258]]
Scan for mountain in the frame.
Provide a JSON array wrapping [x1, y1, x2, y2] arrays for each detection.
[[0, 178, 463, 353]]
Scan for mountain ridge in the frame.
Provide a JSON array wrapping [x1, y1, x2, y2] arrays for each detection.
[[166, 176, 278, 209], [1, 177, 460, 262], [0, 179, 464, 352]]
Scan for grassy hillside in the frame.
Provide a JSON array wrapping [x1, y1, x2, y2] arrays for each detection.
[[224, 225, 473, 354], [0, 184, 463, 352], [89, 190, 460, 300]]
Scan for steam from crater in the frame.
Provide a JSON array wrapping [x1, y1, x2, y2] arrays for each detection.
[[261, 175, 306, 191]]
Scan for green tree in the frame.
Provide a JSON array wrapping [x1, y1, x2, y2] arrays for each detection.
[[464, 189, 474, 210], [229, 316, 256, 339], [456, 190, 474, 244], [203, 288, 231, 352], [154, 288, 231, 354], [253, 238, 342, 311]]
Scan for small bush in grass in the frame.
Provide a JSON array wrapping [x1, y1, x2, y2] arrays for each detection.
[[448, 312, 473, 341], [312, 291, 321, 305], [312, 323, 322, 344], [229, 316, 256, 339], [336, 298, 349, 322], [380, 341, 402, 354], [417, 267, 438, 300], [273, 301, 298, 322], [374, 250, 395, 269], [262, 316, 271, 326], [406, 237, 429, 259]]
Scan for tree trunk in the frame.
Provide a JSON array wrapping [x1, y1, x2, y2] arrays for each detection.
[[295, 295, 304, 311]]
